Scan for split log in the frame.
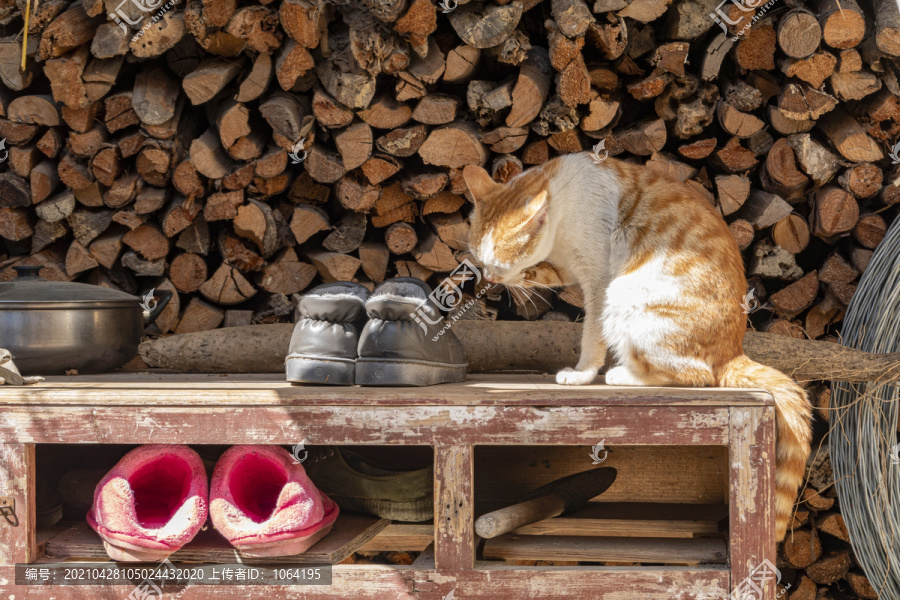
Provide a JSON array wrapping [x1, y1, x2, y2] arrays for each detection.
[[290, 205, 330, 244], [811, 186, 859, 239], [257, 248, 317, 295], [448, 2, 523, 49], [123, 225, 171, 261], [507, 47, 552, 128], [133, 67, 180, 126], [359, 241, 390, 283], [819, 108, 884, 162], [777, 9, 822, 59], [839, 164, 882, 199], [385, 222, 418, 254], [200, 263, 257, 305], [322, 213, 367, 254], [772, 214, 810, 254], [816, 0, 866, 50], [770, 271, 819, 319], [183, 58, 244, 105], [738, 190, 793, 231], [875, 0, 900, 56], [307, 250, 361, 282], [853, 213, 887, 249], [138, 322, 900, 385], [175, 299, 225, 334], [419, 122, 487, 168]]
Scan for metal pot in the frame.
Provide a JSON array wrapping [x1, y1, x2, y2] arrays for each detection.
[[0, 266, 172, 375]]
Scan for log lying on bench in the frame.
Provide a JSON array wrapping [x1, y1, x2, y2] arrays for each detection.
[[139, 321, 900, 383]]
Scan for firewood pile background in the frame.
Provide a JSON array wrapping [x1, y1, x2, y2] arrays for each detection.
[[1, 0, 899, 595]]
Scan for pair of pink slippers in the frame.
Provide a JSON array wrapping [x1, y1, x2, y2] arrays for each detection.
[[87, 445, 338, 561]]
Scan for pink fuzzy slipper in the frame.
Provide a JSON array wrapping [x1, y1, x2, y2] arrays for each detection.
[[210, 445, 339, 557], [87, 445, 208, 562]]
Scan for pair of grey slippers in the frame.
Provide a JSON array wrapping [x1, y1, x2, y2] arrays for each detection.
[[286, 277, 467, 386]]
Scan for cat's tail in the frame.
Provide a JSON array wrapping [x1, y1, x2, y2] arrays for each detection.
[[718, 355, 813, 541]]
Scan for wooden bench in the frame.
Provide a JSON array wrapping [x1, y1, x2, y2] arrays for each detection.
[[0, 373, 776, 599]]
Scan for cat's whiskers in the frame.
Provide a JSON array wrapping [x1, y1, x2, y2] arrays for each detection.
[[512, 283, 538, 313], [523, 279, 557, 294]]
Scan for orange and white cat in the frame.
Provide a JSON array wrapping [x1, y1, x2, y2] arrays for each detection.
[[463, 153, 812, 540]]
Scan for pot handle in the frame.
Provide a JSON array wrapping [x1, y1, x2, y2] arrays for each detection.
[[142, 290, 174, 325], [12, 265, 44, 280]]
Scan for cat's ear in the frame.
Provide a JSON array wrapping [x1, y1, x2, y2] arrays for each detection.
[[521, 190, 549, 229], [462, 165, 500, 201]]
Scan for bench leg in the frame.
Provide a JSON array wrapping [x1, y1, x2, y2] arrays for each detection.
[[434, 444, 474, 573], [0, 443, 37, 565], [729, 406, 777, 597]]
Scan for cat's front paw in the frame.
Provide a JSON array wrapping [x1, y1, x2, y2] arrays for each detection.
[[604, 366, 644, 386], [556, 367, 598, 385]]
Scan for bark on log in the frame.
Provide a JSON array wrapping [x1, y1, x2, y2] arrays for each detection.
[[139, 322, 900, 383]]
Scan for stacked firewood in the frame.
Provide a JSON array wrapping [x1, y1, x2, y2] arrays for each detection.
[[1, 0, 899, 335], [1, 0, 898, 591], [778, 400, 879, 600]]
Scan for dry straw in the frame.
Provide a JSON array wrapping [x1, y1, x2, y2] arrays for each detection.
[[831, 216, 900, 598]]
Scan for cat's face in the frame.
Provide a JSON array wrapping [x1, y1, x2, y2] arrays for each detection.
[[462, 164, 554, 284]]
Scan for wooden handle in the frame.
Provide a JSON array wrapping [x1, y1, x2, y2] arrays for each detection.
[[475, 494, 568, 539]]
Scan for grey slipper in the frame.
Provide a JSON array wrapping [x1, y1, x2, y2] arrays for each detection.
[[286, 282, 370, 385], [356, 278, 468, 386]]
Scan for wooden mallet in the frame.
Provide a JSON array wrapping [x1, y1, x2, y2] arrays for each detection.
[[475, 467, 618, 539]]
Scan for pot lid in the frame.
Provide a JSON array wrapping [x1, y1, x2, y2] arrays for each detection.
[[0, 265, 140, 306]]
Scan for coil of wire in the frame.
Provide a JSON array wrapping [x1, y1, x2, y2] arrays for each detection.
[[830, 216, 900, 599]]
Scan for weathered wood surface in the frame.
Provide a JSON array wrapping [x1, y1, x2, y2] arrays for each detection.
[[434, 445, 474, 571], [475, 446, 730, 510], [0, 565, 732, 599], [359, 524, 434, 552], [728, 406, 776, 599], [0, 444, 36, 565], [137, 321, 900, 383], [483, 534, 728, 564], [0, 373, 770, 408], [46, 514, 387, 565], [508, 502, 727, 538], [0, 403, 732, 445], [1, 379, 770, 599]]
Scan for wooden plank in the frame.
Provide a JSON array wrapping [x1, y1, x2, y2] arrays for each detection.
[[728, 406, 776, 598], [434, 444, 474, 572], [0, 405, 730, 446], [511, 502, 727, 538], [475, 446, 729, 511], [0, 444, 36, 564], [1, 564, 731, 599], [1, 373, 773, 407], [483, 534, 728, 565], [358, 523, 434, 552], [45, 514, 387, 565]]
